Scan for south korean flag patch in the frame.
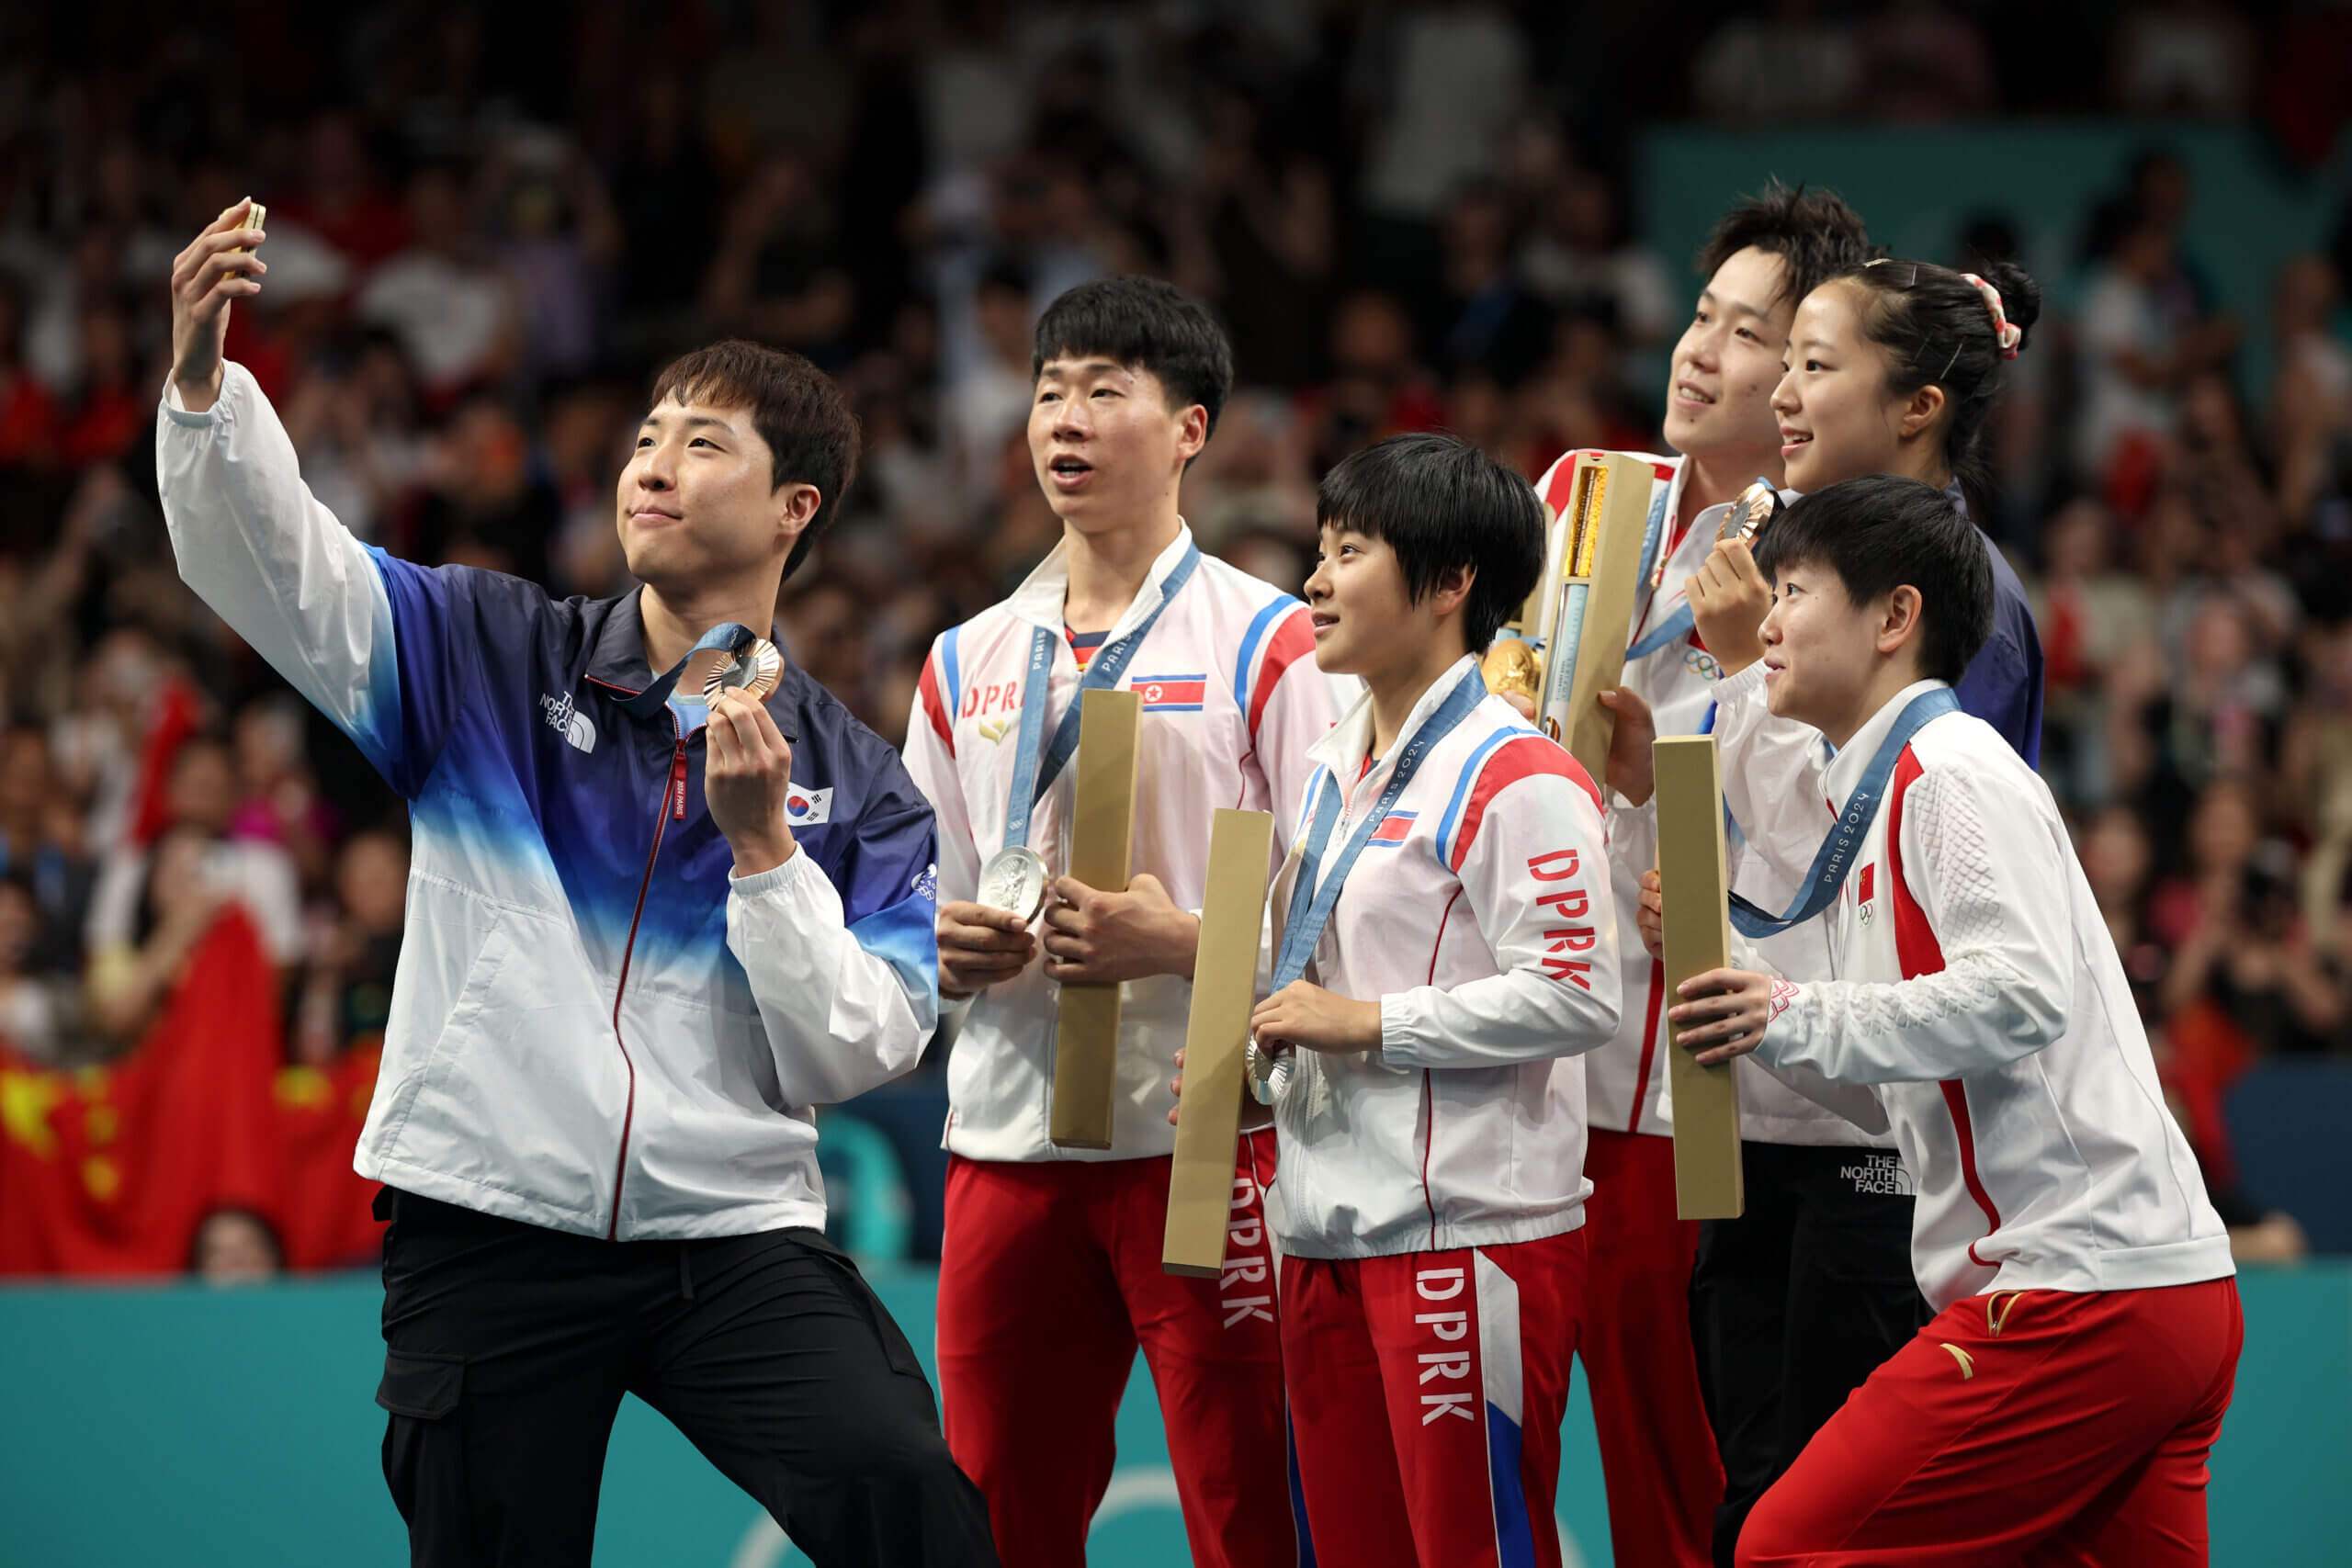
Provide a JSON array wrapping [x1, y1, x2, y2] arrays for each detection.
[[785, 785, 834, 827]]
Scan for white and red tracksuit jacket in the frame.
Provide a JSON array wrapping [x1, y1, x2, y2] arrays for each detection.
[[902, 525, 1340, 1163], [1261, 658, 1623, 1258], [1713, 671, 2234, 1311], [1530, 447, 1874, 1148]]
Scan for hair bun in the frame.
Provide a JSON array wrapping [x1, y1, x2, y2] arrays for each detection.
[[1980, 260, 2042, 353]]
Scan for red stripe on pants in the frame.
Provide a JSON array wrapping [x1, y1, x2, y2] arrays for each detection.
[[1281, 1228, 1587, 1568], [1578, 1128, 1723, 1567], [936, 1131, 1294, 1568], [1737, 1277, 2243, 1566]]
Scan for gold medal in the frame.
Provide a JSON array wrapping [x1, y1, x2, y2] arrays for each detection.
[[1480, 637, 1543, 708], [703, 637, 783, 703]]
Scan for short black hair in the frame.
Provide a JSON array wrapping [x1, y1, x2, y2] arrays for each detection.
[[647, 340, 862, 584], [1698, 179, 1876, 309], [1316, 433, 1544, 657], [1754, 474, 1993, 685], [1032, 277, 1234, 442]]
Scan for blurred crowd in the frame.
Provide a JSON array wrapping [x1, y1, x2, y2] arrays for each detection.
[[0, 0, 2348, 1276]]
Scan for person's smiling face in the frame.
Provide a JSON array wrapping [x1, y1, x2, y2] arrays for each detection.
[[1661, 245, 1796, 467], [616, 398, 808, 590], [1304, 521, 1418, 680], [1770, 281, 1913, 493], [1758, 558, 1885, 739]]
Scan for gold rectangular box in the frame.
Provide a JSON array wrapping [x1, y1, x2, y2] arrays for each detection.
[[1535, 452, 1654, 785], [1049, 688, 1143, 1150], [1163, 808, 1277, 1277], [1653, 733, 1746, 1220]]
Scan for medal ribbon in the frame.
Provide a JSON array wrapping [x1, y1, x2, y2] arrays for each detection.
[[1272, 666, 1488, 992], [1625, 478, 1782, 662], [1626, 603, 1696, 663], [616, 620, 763, 719], [1725, 687, 1959, 939], [1001, 541, 1201, 850]]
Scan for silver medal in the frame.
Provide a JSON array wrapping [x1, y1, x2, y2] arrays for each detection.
[[978, 845, 1049, 925]]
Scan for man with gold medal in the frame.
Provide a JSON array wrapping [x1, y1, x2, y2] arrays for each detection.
[[157, 202, 996, 1565], [1490, 184, 1876, 1568]]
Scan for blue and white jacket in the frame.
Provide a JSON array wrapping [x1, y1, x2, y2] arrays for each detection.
[[157, 364, 939, 1240]]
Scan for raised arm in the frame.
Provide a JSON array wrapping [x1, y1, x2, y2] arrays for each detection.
[[158, 204, 455, 795]]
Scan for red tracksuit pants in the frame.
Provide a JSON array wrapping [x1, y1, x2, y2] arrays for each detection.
[[936, 1129, 1295, 1568], [1281, 1227, 1587, 1568], [1738, 1277, 2243, 1566], [1580, 1127, 1724, 1568]]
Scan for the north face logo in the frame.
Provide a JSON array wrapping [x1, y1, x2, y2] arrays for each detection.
[[1840, 1151, 1914, 1196], [539, 692, 597, 753]]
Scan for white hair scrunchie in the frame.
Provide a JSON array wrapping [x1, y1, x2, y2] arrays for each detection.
[[1961, 272, 2023, 360]]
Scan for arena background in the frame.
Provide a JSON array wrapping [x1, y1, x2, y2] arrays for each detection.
[[0, 2, 2348, 1561]]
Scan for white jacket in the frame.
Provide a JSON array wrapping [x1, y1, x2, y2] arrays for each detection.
[[1714, 671, 2234, 1310], [901, 525, 1340, 1162], [1530, 448, 1872, 1147], [1264, 660, 1622, 1258], [157, 366, 940, 1240]]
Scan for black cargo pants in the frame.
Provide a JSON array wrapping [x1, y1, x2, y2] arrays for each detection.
[[373, 1189, 999, 1567]]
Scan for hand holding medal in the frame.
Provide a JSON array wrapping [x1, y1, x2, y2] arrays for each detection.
[[978, 845, 1048, 926], [702, 637, 782, 703], [1686, 479, 1782, 678], [938, 851, 1043, 1000], [705, 681, 798, 876]]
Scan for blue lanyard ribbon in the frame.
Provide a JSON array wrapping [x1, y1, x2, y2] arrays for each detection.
[[1626, 602, 1695, 662], [1725, 687, 1960, 939], [1272, 667, 1489, 991], [1001, 541, 1201, 848], [1624, 478, 1783, 662], [1622, 481, 1683, 660], [616, 621, 763, 719]]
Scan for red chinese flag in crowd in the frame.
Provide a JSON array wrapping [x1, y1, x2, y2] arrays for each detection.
[[272, 1043, 386, 1269], [123, 677, 203, 849], [0, 908, 282, 1275]]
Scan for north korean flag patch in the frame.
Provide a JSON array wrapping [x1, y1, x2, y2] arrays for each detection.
[[1134, 673, 1207, 712], [785, 785, 834, 826], [1367, 810, 1417, 848]]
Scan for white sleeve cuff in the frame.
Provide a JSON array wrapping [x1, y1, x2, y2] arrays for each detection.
[[158, 363, 247, 426], [1714, 659, 1769, 706], [729, 843, 823, 902]]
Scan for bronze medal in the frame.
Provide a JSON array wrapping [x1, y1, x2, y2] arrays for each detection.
[[1719, 478, 1783, 546], [703, 637, 783, 703]]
